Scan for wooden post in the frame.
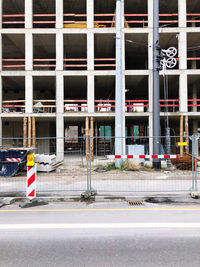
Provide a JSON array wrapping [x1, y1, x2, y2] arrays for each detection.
[[28, 117, 32, 148], [180, 115, 184, 156], [85, 117, 89, 159], [185, 115, 189, 154], [23, 117, 28, 147], [90, 117, 94, 161], [32, 117, 36, 149]]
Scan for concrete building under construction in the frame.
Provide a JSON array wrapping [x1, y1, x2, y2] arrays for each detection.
[[0, 0, 200, 160]]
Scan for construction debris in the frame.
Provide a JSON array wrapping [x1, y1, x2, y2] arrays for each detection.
[[171, 153, 200, 170], [34, 154, 63, 172]]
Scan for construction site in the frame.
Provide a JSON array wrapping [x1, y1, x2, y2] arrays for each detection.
[[0, 0, 200, 166]]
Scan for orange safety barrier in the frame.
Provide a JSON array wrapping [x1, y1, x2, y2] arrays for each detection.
[[3, 13, 200, 27], [188, 99, 200, 107], [3, 57, 200, 69], [33, 59, 56, 68]]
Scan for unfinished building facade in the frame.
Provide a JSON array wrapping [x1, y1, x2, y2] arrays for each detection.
[[0, 0, 200, 160]]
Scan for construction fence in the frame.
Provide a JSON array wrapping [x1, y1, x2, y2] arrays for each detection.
[[0, 135, 199, 197]]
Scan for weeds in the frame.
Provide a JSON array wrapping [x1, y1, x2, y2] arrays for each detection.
[[106, 162, 119, 171]]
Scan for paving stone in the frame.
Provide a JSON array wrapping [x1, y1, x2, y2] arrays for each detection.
[[19, 199, 48, 208], [0, 197, 16, 205]]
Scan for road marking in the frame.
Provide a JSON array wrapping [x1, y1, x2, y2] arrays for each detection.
[[1, 207, 200, 212], [0, 223, 200, 230]]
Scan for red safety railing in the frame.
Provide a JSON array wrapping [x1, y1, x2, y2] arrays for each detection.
[[3, 13, 200, 28], [63, 58, 115, 69], [33, 100, 56, 113], [3, 57, 200, 70], [64, 59, 87, 69], [187, 13, 200, 24], [33, 59, 56, 69], [2, 14, 56, 27], [159, 13, 178, 25], [95, 100, 115, 112], [160, 99, 179, 112], [125, 100, 149, 112], [2, 14, 25, 26], [95, 58, 116, 68], [63, 13, 87, 27], [64, 100, 88, 112], [33, 14, 56, 27], [95, 99, 180, 112], [2, 59, 25, 69], [188, 99, 200, 112], [2, 100, 25, 113], [94, 13, 116, 28], [187, 58, 200, 61]]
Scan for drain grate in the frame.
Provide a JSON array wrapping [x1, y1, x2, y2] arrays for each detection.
[[128, 201, 144, 206]]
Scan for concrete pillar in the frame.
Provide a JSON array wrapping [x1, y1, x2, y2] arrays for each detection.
[[56, 74, 64, 114], [56, 114, 64, 161], [0, 34, 2, 71], [25, 75, 33, 114], [148, 114, 153, 155], [56, 74, 64, 161], [178, 32, 187, 70], [193, 120, 198, 135], [0, 0, 2, 28], [122, 35, 125, 72], [25, 0, 32, 29], [121, 0, 125, 28], [56, 33, 63, 71], [191, 51, 197, 69], [192, 85, 197, 112], [178, 0, 186, 28], [148, 0, 153, 28], [25, 33, 33, 71], [0, 76, 2, 114], [0, 117, 2, 146], [87, 0, 94, 28], [87, 75, 94, 113], [87, 33, 94, 70], [56, 0, 63, 29], [148, 32, 153, 70], [179, 74, 188, 112]]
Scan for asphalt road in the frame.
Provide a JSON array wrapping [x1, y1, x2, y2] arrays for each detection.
[[0, 202, 200, 267]]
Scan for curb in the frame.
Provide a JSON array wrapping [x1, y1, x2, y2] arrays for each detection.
[[1, 193, 200, 206]]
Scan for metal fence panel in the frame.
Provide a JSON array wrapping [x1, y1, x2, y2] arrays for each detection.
[[0, 135, 196, 196], [90, 136, 193, 193], [0, 137, 88, 197]]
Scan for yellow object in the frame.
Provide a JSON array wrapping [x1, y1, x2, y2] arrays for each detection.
[[64, 23, 86, 28], [27, 154, 35, 167], [63, 23, 105, 28], [177, 142, 188, 146]]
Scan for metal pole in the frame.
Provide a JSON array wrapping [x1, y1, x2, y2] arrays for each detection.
[[89, 136, 92, 192], [192, 135, 195, 191], [153, 0, 161, 169], [164, 74, 171, 167], [115, 0, 123, 168], [86, 135, 90, 192]]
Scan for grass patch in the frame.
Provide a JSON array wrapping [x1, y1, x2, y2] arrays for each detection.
[[106, 162, 119, 171]]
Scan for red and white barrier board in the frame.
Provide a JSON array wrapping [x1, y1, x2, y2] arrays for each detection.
[[6, 158, 21, 162], [106, 155, 179, 159], [26, 166, 37, 199]]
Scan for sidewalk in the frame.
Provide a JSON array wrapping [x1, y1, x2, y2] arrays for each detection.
[[0, 168, 195, 198]]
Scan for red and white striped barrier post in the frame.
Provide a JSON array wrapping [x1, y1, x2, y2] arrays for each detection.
[[106, 155, 180, 159], [26, 154, 36, 199]]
